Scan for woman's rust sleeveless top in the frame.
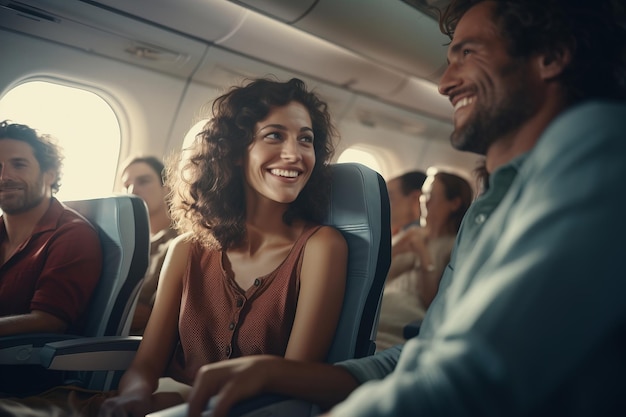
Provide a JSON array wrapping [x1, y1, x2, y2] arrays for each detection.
[[167, 225, 322, 384]]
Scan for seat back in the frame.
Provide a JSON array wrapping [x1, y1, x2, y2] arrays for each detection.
[[324, 163, 391, 363], [64, 194, 151, 338], [61, 194, 150, 389]]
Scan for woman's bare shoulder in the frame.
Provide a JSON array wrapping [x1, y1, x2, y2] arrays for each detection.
[[163, 232, 197, 266], [306, 225, 347, 252], [170, 231, 194, 249]]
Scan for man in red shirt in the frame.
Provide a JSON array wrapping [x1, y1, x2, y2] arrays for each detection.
[[0, 120, 102, 336], [0, 120, 103, 396]]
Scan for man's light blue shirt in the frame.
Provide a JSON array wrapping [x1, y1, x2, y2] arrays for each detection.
[[334, 100, 626, 416]]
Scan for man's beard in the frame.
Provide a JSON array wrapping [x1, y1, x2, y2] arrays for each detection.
[[450, 69, 537, 156], [0, 177, 46, 215]]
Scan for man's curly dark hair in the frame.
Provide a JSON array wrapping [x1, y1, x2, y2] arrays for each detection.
[[439, 0, 626, 102], [0, 120, 63, 194], [168, 77, 337, 250]]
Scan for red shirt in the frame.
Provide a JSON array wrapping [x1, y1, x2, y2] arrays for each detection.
[[0, 198, 102, 332]]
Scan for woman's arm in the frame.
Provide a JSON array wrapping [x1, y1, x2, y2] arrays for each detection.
[[284, 225, 348, 361], [386, 230, 417, 281], [400, 227, 440, 309], [188, 356, 360, 417], [99, 234, 190, 417], [415, 241, 450, 310]]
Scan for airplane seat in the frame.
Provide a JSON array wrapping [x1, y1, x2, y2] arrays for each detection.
[[0, 194, 150, 393], [149, 162, 392, 417], [68, 194, 150, 340], [8, 163, 390, 413], [323, 162, 391, 363]]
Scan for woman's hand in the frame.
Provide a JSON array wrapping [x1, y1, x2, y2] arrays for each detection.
[[405, 226, 429, 253], [391, 229, 415, 257], [392, 226, 428, 257], [188, 355, 359, 417], [188, 355, 277, 417]]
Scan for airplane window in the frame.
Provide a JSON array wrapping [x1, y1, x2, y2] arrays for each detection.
[[337, 147, 383, 175], [0, 80, 120, 201]]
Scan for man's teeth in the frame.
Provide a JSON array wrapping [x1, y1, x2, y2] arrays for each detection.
[[454, 97, 475, 111], [271, 169, 299, 178]]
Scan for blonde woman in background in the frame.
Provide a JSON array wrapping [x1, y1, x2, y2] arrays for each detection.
[[376, 170, 473, 350]]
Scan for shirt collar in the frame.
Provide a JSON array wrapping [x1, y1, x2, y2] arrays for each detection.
[[30, 197, 65, 235], [488, 152, 528, 188], [0, 197, 64, 243]]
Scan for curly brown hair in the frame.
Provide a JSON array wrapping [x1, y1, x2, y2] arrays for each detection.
[[168, 77, 337, 249], [439, 0, 626, 102], [0, 120, 64, 194]]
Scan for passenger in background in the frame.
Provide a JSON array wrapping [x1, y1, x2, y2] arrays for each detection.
[[387, 170, 426, 236], [121, 156, 177, 335], [376, 170, 472, 350], [99, 77, 348, 416], [0, 121, 102, 394], [385, 171, 429, 289]]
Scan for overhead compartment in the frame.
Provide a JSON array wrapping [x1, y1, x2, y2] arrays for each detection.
[[88, 0, 247, 44], [0, 0, 208, 79], [228, 0, 317, 23], [386, 76, 453, 122], [191, 45, 357, 122], [214, 9, 408, 98], [229, 0, 450, 82], [81, 0, 452, 123]]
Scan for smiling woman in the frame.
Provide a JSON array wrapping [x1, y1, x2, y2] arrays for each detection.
[[98, 77, 348, 417], [0, 81, 121, 201]]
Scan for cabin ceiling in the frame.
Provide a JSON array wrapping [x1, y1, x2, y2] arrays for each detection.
[[81, 0, 454, 120], [1, 0, 456, 124]]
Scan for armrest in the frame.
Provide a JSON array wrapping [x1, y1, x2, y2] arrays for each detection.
[[148, 394, 320, 417], [39, 335, 142, 370], [0, 333, 80, 365], [403, 319, 422, 340]]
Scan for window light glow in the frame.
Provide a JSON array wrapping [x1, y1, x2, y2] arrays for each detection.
[[337, 147, 382, 174], [0, 81, 121, 201]]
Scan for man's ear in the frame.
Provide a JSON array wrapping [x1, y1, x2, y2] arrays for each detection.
[[43, 170, 56, 192], [538, 44, 572, 81], [43, 169, 57, 194]]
